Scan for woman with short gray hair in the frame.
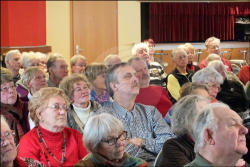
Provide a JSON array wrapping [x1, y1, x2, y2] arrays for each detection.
[[160, 95, 209, 166], [75, 113, 147, 167]]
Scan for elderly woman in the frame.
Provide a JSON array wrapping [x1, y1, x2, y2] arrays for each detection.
[[160, 95, 209, 166], [1, 67, 29, 144], [71, 55, 87, 74], [19, 66, 48, 101], [75, 113, 147, 167], [17, 87, 88, 167], [59, 74, 101, 134], [192, 67, 223, 102], [179, 43, 200, 72], [16, 52, 42, 99], [84, 64, 111, 106], [166, 47, 194, 103]]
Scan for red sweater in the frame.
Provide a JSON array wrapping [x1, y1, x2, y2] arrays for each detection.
[[18, 125, 88, 167], [238, 64, 250, 85], [135, 85, 172, 117]]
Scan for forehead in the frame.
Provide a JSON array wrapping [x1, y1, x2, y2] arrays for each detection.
[[115, 65, 135, 76], [47, 95, 66, 105], [54, 59, 67, 66], [75, 59, 86, 64], [73, 80, 87, 87], [215, 107, 242, 123], [10, 54, 20, 60], [1, 81, 14, 87], [131, 60, 147, 70], [208, 41, 220, 46], [1, 122, 10, 134]]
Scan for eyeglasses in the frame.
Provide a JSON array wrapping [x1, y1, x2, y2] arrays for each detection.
[[207, 83, 221, 91], [46, 103, 69, 112], [102, 131, 127, 146], [1, 130, 15, 146], [1, 85, 16, 93], [176, 55, 187, 60]]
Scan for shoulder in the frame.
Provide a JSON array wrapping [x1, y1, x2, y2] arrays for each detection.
[[126, 154, 148, 167], [64, 127, 82, 138]]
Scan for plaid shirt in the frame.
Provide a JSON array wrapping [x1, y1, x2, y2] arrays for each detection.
[[96, 101, 175, 160]]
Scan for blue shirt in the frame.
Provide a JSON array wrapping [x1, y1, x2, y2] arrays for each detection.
[[96, 101, 175, 161]]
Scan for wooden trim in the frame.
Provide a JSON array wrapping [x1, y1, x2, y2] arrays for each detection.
[[0, 45, 52, 55]]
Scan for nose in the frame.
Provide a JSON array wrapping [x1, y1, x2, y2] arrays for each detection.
[[240, 125, 248, 135]]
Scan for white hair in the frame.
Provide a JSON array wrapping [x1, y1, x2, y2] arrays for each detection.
[[5, 49, 21, 62], [207, 60, 227, 75], [21, 51, 40, 68], [131, 43, 149, 56], [171, 95, 209, 136], [83, 113, 124, 153], [205, 36, 220, 48], [104, 54, 121, 66], [206, 54, 221, 65], [171, 47, 187, 60], [192, 67, 224, 85], [70, 55, 87, 66], [193, 102, 230, 153]]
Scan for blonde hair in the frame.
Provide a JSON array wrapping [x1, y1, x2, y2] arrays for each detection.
[[1, 67, 13, 84], [29, 87, 70, 125], [205, 37, 220, 48], [21, 66, 45, 88], [59, 74, 90, 101], [70, 55, 87, 66]]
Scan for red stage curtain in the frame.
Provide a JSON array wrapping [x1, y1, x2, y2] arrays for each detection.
[[149, 2, 250, 43]]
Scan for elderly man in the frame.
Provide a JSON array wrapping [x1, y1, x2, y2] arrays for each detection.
[[199, 36, 233, 72], [47, 53, 68, 87], [70, 54, 87, 74], [96, 63, 174, 165], [207, 60, 249, 113], [4, 50, 21, 83], [132, 42, 167, 88], [185, 102, 248, 166], [104, 54, 122, 68], [128, 57, 172, 117], [166, 47, 194, 104]]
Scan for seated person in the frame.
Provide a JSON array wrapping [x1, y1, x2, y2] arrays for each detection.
[[129, 57, 172, 117], [84, 63, 111, 106], [132, 42, 167, 88], [199, 36, 233, 72], [160, 95, 209, 167], [96, 63, 174, 165], [179, 43, 200, 72], [4, 49, 21, 84], [1, 115, 42, 167], [1, 67, 29, 144], [35, 52, 48, 74], [104, 54, 122, 68], [47, 53, 68, 87], [70, 55, 87, 74], [208, 60, 249, 113], [185, 103, 248, 166], [192, 67, 223, 103], [238, 63, 250, 85], [59, 74, 101, 134], [166, 47, 194, 104], [165, 82, 210, 125], [75, 113, 148, 167], [17, 87, 88, 166]]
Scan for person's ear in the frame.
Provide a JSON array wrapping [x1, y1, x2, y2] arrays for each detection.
[[204, 128, 215, 145], [110, 82, 118, 92], [36, 108, 43, 122]]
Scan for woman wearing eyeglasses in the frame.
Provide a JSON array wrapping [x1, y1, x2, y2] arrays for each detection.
[[17, 87, 88, 167], [75, 113, 148, 167]]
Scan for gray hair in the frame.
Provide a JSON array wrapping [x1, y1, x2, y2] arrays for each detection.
[[193, 102, 230, 153], [21, 52, 40, 68], [105, 62, 128, 97], [104, 54, 121, 67], [192, 67, 223, 85], [180, 82, 209, 99], [83, 113, 124, 153], [171, 47, 187, 60], [207, 60, 227, 75], [5, 49, 21, 62], [205, 36, 220, 48], [70, 55, 87, 66], [46, 53, 65, 70], [131, 43, 149, 57], [171, 95, 209, 136], [128, 56, 146, 65], [21, 66, 45, 89], [206, 53, 221, 65]]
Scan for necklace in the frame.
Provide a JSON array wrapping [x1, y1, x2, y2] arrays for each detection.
[[36, 126, 66, 167]]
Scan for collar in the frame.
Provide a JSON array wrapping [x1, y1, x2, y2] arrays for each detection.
[[28, 92, 33, 100], [112, 101, 136, 119]]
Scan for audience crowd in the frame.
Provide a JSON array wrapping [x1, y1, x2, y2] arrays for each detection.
[[1, 36, 249, 167]]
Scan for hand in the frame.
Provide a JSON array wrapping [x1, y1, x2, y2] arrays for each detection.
[[235, 159, 245, 167], [127, 138, 144, 147]]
